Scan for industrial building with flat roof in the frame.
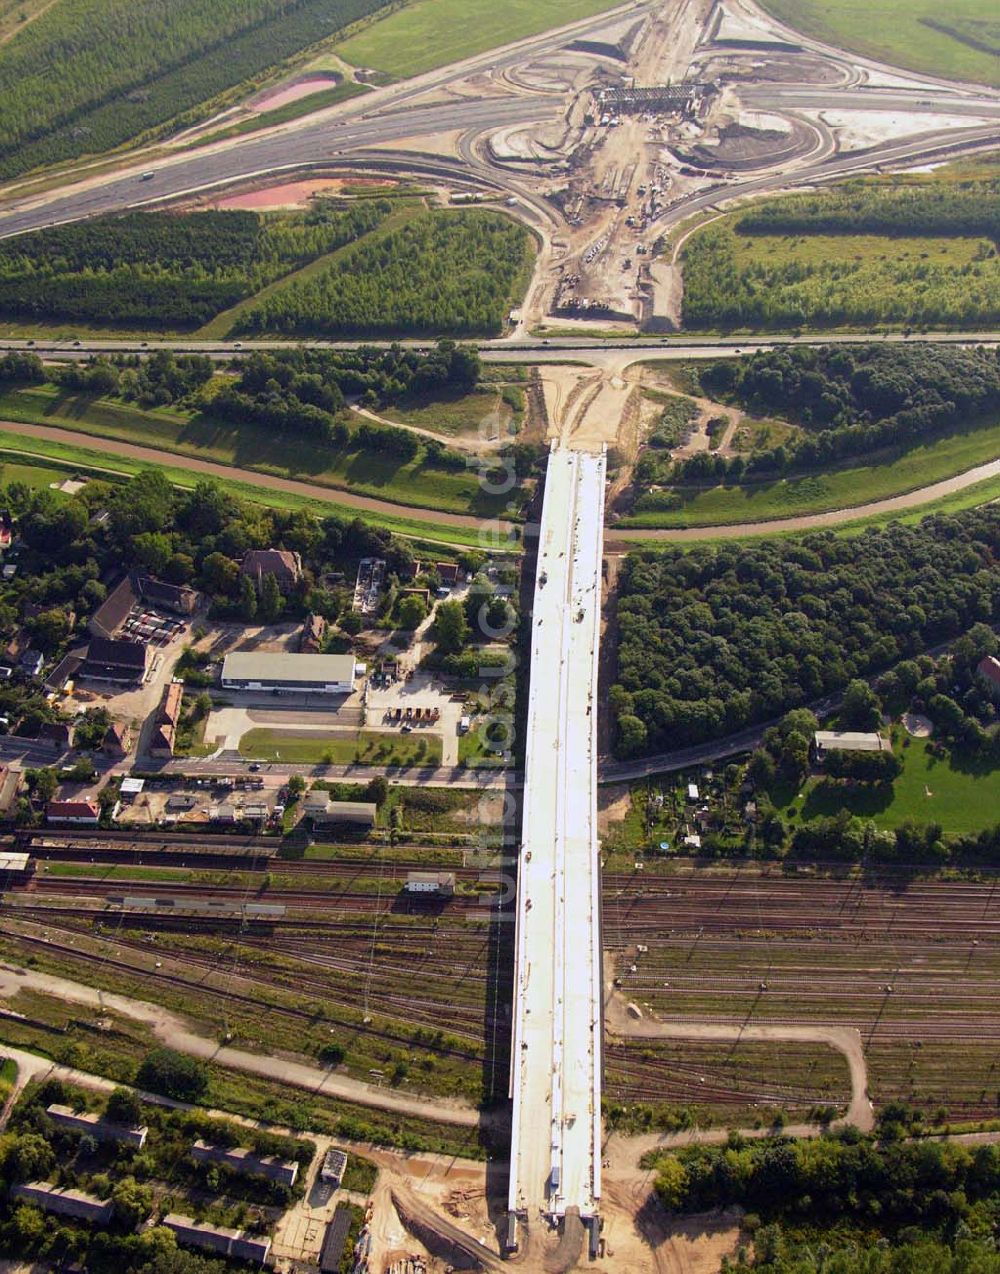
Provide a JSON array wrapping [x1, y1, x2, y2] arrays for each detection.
[[814, 731, 887, 755], [222, 652, 360, 695], [404, 871, 455, 896], [163, 1214, 271, 1264], [191, 1139, 299, 1186], [13, 1182, 113, 1224], [302, 793, 377, 827], [47, 1103, 148, 1148]]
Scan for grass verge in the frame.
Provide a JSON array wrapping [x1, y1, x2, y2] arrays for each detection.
[[0, 430, 495, 550], [239, 727, 444, 767], [621, 416, 1000, 528], [757, 0, 1000, 89]]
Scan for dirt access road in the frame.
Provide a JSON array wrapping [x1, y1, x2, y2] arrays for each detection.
[[0, 419, 516, 541], [0, 964, 480, 1128], [608, 454, 1000, 545]]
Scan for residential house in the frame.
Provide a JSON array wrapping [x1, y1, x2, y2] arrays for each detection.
[[240, 549, 302, 590], [13, 1183, 113, 1225], [191, 1140, 299, 1187], [103, 721, 132, 757], [0, 764, 21, 821], [19, 650, 43, 679], [80, 636, 150, 685], [977, 655, 1000, 703], [148, 681, 183, 757], [88, 576, 137, 640], [39, 721, 74, 750], [46, 1104, 148, 1149], [134, 573, 199, 616], [47, 799, 100, 826]]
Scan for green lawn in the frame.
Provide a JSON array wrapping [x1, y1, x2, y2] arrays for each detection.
[[0, 383, 510, 520], [43, 863, 194, 883], [239, 727, 443, 767], [335, 0, 625, 78], [0, 430, 496, 551], [622, 415, 1000, 528], [382, 387, 514, 438], [780, 737, 1000, 836], [458, 729, 510, 769], [0, 456, 78, 492], [758, 0, 1000, 89]]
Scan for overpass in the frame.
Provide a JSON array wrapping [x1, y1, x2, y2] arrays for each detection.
[[507, 445, 606, 1255]]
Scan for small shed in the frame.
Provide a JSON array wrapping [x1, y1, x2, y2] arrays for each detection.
[[404, 871, 455, 897], [320, 1148, 348, 1187]]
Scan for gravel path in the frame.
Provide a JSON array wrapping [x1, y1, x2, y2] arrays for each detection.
[[0, 965, 479, 1127], [608, 456, 1000, 544], [0, 419, 513, 538]]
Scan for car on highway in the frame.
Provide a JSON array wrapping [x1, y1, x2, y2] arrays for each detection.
[[248, 763, 261, 771]]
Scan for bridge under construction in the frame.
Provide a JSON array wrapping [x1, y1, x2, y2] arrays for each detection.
[[507, 444, 606, 1256]]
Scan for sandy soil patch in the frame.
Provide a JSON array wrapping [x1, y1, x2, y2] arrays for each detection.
[[903, 712, 933, 738], [252, 75, 340, 113], [205, 177, 392, 211], [598, 783, 632, 836], [813, 109, 1000, 152]]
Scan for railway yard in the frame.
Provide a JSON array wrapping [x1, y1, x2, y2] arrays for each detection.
[[606, 866, 1000, 1126], [7, 832, 1000, 1135]]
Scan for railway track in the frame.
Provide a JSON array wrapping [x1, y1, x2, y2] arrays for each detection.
[[0, 924, 490, 1057]]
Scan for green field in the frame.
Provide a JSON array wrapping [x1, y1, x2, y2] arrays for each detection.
[[758, 0, 1000, 89], [0, 383, 508, 520], [780, 737, 1000, 836], [0, 456, 79, 491], [621, 415, 1000, 528], [383, 387, 516, 438], [239, 727, 443, 766], [335, 0, 624, 78], [0, 431, 495, 551]]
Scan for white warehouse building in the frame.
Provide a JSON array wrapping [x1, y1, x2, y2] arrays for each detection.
[[221, 652, 362, 696]]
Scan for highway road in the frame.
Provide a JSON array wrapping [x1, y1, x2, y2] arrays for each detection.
[[0, 97, 556, 240], [508, 445, 605, 1246]]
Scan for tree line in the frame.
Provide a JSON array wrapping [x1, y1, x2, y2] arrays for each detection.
[[611, 509, 1000, 756], [0, 0, 391, 179], [239, 210, 534, 338], [736, 178, 1000, 242], [0, 203, 390, 328]]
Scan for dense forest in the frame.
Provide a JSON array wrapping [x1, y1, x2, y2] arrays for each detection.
[[0, 203, 390, 328], [611, 509, 1000, 756], [736, 178, 1000, 241], [670, 344, 1000, 484], [681, 223, 1000, 330], [652, 1130, 1000, 1273], [0, 0, 390, 179], [239, 209, 534, 337]]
